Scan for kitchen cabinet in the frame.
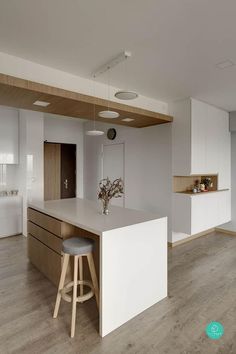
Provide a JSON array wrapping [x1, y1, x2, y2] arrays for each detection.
[[171, 98, 231, 240], [171, 98, 230, 187], [0, 196, 22, 237], [0, 107, 19, 164], [172, 190, 231, 235]]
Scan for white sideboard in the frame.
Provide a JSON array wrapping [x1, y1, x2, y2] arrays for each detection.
[[172, 190, 231, 235], [0, 196, 22, 237], [0, 106, 19, 164]]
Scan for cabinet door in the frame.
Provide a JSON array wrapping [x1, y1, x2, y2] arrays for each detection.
[[191, 194, 220, 235], [217, 112, 231, 189], [191, 99, 207, 174], [204, 193, 219, 229], [0, 107, 18, 164], [217, 191, 231, 225], [205, 105, 220, 174], [191, 196, 206, 234]]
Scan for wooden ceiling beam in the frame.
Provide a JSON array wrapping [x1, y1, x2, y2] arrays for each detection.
[[0, 73, 173, 128]]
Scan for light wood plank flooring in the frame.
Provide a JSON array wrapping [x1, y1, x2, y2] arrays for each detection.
[[0, 231, 236, 354]]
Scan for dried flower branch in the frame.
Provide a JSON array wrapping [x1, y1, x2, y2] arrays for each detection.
[[98, 177, 124, 202]]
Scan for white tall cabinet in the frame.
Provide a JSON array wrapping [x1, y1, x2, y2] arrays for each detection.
[[0, 106, 19, 164], [171, 98, 231, 241]]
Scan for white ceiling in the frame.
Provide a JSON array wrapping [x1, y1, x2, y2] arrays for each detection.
[[1, 0, 236, 111]]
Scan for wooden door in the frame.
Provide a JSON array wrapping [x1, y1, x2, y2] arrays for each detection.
[[44, 143, 61, 201], [61, 144, 76, 199]]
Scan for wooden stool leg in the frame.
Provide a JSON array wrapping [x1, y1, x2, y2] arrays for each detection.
[[87, 253, 99, 311], [79, 256, 84, 298], [71, 255, 79, 338], [53, 253, 70, 319]]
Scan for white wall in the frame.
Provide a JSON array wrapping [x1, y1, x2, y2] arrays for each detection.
[[44, 114, 84, 198], [230, 114, 236, 223], [231, 133, 236, 223], [84, 121, 172, 240]]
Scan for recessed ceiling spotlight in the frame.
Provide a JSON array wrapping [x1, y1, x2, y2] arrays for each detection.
[[122, 118, 135, 122], [33, 100, 51, 107], [98, 111, 120, 119], [216, 60, 235, 69], [115, 90, 138, 100]]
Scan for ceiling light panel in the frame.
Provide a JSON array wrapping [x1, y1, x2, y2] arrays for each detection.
[[122, 118, 135, 122], [33, 100, 51, 107]]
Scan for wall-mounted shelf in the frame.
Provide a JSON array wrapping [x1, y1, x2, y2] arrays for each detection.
[[173, 175, 218, 193], [176, 189, 229, 196]]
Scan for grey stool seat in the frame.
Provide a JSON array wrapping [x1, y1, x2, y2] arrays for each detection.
[[62, 237, 95, 256]]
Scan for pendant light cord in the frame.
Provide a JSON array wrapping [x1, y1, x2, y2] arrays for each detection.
[[124, 56, 128, 91], [108, 68, 110, 111], [93, 77, 96, 130]]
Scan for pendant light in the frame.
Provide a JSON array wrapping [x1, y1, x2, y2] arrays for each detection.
[[86, 79, 104, 136], [86, 130, 104, 136], [114, 55, 138, 100], [115, 90, 138, 100], [98, 68, 119, 119]]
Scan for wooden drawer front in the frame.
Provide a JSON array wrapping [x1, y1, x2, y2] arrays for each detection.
[[28, 221, 62, 255], [28, 234, 61, 286], [28, 208, 62, 237]]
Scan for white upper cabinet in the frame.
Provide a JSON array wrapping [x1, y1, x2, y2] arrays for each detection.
[[0, 107, 19, 164], [171, 98, 230, 188]]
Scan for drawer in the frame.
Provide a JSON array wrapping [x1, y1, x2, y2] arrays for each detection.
[[28, 234, 61, 286], [28, 208, 62, 237], [28, 221, 62, 255]]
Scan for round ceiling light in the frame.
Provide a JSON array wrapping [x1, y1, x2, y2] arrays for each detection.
[[115, 90, 138, 100], [98, 110, 120, 119], [85, 130, 104, 136]]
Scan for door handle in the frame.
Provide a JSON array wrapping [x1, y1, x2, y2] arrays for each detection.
[[64, 179, 68, 189]]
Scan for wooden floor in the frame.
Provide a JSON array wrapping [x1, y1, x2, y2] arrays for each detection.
[[0, 232, 236, 354]]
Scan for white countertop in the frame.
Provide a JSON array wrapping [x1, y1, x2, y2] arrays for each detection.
[[28, 198, 165, 236]]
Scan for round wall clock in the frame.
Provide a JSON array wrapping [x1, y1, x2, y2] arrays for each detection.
[[107, 128, 117, 140]]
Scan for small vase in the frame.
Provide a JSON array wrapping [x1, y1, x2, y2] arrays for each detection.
[[102, 199, 109, 215]]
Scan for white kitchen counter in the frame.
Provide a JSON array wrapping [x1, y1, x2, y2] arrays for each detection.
[[29, 198, 168, 337], [29, 197, 164, 236]]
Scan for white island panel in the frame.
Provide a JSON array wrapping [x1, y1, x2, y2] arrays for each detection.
[[101, 217, 167, 336]]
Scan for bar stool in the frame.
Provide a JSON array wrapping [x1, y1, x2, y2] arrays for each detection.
[[53, 237, 99, 338]]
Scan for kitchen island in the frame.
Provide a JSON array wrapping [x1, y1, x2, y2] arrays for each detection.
[[27, 198, 167, 337]]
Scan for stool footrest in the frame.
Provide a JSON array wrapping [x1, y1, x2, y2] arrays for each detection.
[[61, 280, 94, 303]]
